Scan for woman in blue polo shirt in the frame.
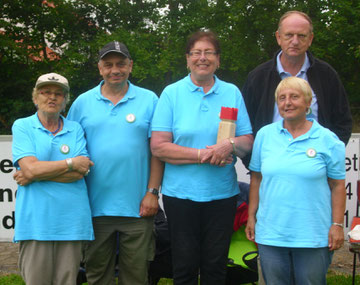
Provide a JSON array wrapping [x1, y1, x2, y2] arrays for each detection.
[[12, 73, 94, 285], [245, 77, 346, 285], [151, 30, 253, 284]]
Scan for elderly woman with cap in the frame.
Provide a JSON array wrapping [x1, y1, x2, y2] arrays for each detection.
[[245, 77, 346, 285], [151, 30, 253, 284], [12, 73, 94, 285]]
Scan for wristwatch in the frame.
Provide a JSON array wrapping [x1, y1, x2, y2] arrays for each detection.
[[148, 188, 159, 197]]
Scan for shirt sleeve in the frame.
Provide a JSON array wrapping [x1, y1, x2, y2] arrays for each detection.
[[235, 89, 253, 136], [71, 122, 89, 157], [326, 135, 346, 180], [148, 93, 159, 138], [151, 88, 173, 133], [12, 119, 36, 168], [249, 128, 264, 172]]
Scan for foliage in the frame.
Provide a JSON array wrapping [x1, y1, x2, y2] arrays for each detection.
[[0, 0, 359, 134]]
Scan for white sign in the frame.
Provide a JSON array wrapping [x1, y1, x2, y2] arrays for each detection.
[[0, 136, 16, 242], [343, 138, 360, 231]]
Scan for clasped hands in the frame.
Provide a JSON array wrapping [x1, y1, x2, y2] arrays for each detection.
[[199, 139, 233, 167]]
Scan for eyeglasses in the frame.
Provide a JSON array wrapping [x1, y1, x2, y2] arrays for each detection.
[[39, 90, 65, 97], [188, 50, 218, 59], [282, 33, 309, 41]]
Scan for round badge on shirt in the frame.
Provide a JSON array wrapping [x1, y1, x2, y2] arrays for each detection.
[[306, 148, 316, 158], [60, 144, 70, 154], [126, 113, 136, 123]]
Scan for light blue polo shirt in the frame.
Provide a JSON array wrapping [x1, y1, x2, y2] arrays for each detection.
[[151, 75, 252, 202], [67, 81, 158, 218], [250, 119, 345, 248], [273, 52, 318, 122], [12, 114, 94, 241]]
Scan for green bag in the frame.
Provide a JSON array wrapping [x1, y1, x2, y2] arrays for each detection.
[[228, 225, 258, 271]]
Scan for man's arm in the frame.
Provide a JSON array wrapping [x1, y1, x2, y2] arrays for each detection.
[[139, 148, 164, 217]]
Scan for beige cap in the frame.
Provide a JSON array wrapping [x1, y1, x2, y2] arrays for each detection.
[[35, 73, 69, 92]]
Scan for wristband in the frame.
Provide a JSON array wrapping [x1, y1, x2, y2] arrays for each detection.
[[228, 138, 236, 153], [66, 158, 73, 171], [197, 149, 201, 164], [332, 222, 344, 228]]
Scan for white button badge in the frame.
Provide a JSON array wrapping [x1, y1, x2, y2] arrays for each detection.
[[60, 144, 70, 154], [306, 148, 317, 158], [126, 113, 136, 123]]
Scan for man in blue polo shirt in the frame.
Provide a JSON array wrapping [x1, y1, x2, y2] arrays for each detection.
[[67, 41, 163, 285]]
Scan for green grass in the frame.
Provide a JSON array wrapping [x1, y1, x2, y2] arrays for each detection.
[[0, 274, 25, 285], [0, 274, 356, 285], [327, 274, 354, 284]]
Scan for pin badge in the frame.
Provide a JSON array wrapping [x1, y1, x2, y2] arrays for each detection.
[[306, 148, 316, 158], [60, 144, 70, 154], [126, 113, 136, 123]]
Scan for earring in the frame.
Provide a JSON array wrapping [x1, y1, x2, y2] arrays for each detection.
[[306, 107, 312, 115]]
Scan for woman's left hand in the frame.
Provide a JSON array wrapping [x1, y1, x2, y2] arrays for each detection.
[[328, 225, 344, 251], [13, 170, 32, 186], [202, 139, 233, 166]]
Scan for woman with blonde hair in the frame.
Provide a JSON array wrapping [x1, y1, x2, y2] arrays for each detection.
[[246, 77, 346, 285]]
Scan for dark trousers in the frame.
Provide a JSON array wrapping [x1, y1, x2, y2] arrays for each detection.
[[163, 195, 237, 285]]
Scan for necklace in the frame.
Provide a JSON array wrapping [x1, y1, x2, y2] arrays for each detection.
[[51, 119, 62, 135], [36, 113, 62, 135]]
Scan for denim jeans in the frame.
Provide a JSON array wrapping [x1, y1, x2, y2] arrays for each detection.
[[258, 244, 333, 285]]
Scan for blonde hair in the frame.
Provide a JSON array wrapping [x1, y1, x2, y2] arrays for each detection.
[[275, 77, 312, 104]]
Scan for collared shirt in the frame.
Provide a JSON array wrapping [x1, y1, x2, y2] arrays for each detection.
[[250, 119, 345, 248], [152, 74, 252, 202], [67, 81, 158, 218], [12, 113, 94, 241], [273, 51, 318, 122]]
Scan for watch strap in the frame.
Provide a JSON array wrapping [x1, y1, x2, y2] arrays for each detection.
[[148, 188, 159, 196]]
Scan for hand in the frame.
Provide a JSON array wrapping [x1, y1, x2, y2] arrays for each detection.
[[201, 139, 233, 166], [245, 216, 256, 242], [72, 156, 94, 175], [139, 192, 159, 217], [13, 170, 32, 186], [328, 225, 344, 251]]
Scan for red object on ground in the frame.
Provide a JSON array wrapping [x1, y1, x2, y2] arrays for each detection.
[[233, 202, 248, 232]]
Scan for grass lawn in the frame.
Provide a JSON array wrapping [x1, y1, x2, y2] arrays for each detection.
[[0, 272, 356, 285]]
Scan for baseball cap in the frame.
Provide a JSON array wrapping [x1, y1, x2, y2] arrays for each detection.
[[35, 73, 70, 92], [99, 41, 131, 60]]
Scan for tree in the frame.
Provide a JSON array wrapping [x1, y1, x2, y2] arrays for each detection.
[[0, 0, 359, 134]]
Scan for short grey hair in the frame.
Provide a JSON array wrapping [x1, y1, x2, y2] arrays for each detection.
[[278, 11, 313, 34]]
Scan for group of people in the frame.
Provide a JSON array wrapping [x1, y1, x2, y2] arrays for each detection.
[[11, 10, 350, 285]]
